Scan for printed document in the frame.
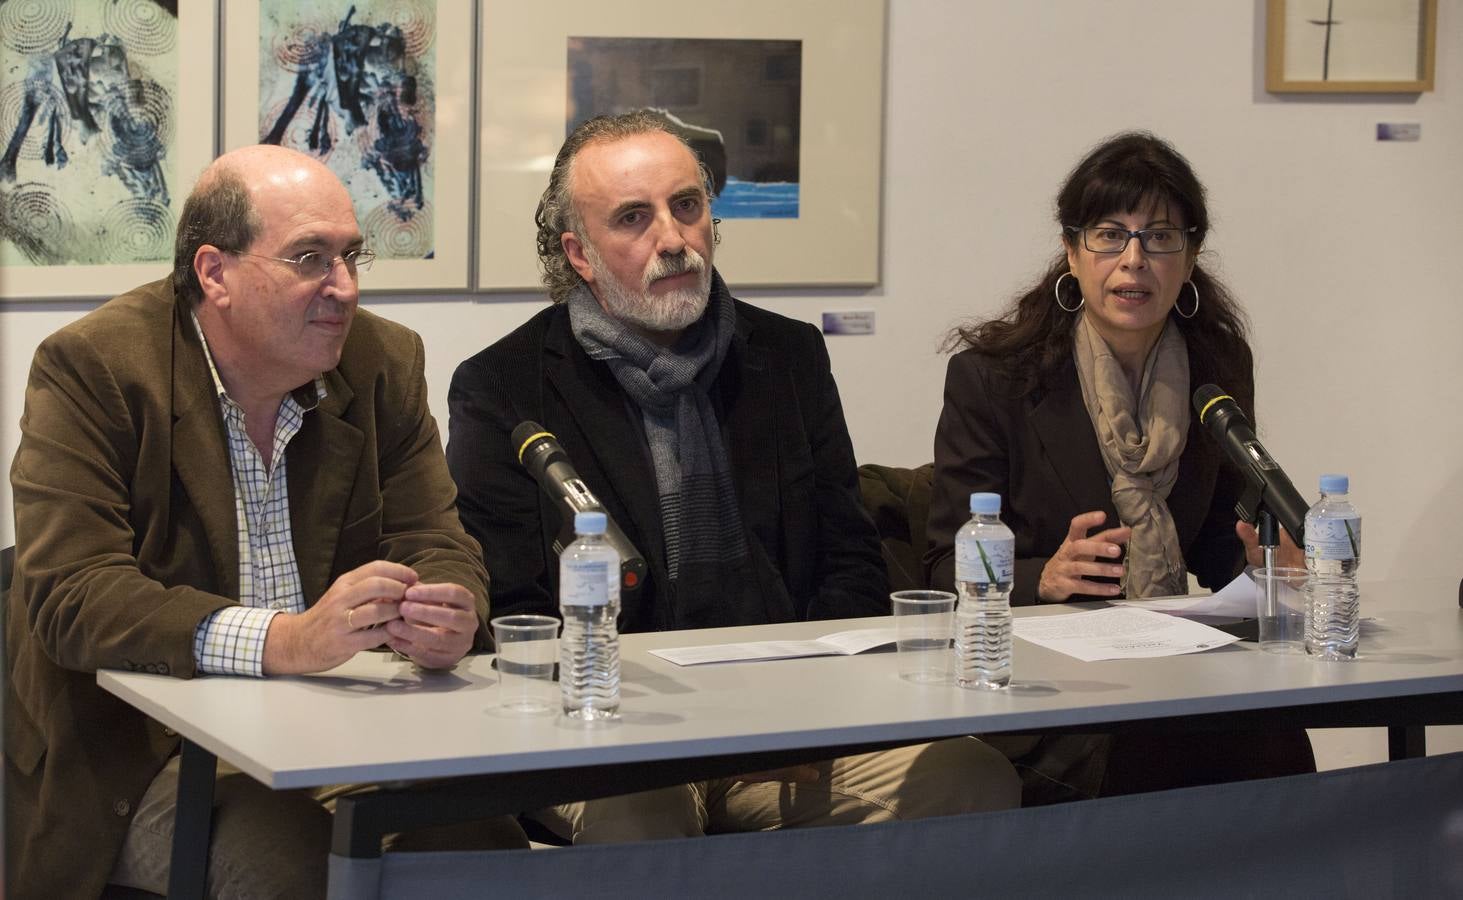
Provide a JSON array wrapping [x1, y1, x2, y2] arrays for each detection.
[[650, 628, 897, 666], [1013, 607, 1240, 661]]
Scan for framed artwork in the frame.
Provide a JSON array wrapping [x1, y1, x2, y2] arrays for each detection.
[[1266, 0, 1437, 93], [222, 0, 475, 291], [477, 0, 886, 292], [0, 0, 217, 300]]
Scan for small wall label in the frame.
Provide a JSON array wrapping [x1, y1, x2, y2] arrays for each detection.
[[1377, 123, 1421, 141], [821, 310, 875, 335]]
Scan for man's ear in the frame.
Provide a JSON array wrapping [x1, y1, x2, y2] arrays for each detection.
[[561, 232, 596, 284], [195, 245, 231, 309]]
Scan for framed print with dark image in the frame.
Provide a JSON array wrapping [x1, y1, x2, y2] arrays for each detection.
[[568, 36, 803, 221], [478, 0, 886, 291]]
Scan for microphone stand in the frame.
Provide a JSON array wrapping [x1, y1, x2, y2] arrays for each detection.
[[1256, 509, 1281, 638], [1257, 509, 1279, 574]]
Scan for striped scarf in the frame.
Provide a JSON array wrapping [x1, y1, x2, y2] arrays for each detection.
[[567, 272, 749, 581]]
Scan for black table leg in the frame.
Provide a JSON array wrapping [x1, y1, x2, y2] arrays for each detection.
[[1388, 725, 1426, 760], [167, 738, 217, 900]]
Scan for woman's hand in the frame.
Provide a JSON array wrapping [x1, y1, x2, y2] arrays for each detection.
[[1236, 521, 1305, 570], [1037, 510, 1131, 601]]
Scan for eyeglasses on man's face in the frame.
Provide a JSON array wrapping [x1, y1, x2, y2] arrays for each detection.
[[230, 248, 377, 281], [1064, 225, 1196, 255]]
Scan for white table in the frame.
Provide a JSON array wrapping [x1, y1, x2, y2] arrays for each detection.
[[99, 577, 1463, 898]]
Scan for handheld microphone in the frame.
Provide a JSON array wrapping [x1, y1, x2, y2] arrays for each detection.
[[1193, 385, 1310, 546], [511, 421, 647, 594]]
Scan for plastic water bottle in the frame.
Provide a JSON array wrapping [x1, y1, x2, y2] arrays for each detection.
[[559, 511, 621, 719], [954, 493, 1015, 689], [1303, 474, 1361, 660]]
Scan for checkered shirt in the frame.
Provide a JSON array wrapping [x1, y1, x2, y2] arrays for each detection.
[[190, 315, 327, 676]]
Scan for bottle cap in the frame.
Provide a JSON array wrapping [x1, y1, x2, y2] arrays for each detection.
[[1318, 474, 1349, 494], [969, 492, 1001, 515], [574, 511, 608, 534]]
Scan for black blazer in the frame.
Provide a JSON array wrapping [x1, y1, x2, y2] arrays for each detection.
[[924, 348, 1251, 605], [446, 296, 887, 633]]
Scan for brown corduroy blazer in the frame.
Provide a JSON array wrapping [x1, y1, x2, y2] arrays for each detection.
[[4, 279, 488, 899]]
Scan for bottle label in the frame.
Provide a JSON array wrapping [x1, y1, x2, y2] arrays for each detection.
[[1305, 517, 1361, 561], [956, 538, 1014, 584], [561, 559, 616, 606]]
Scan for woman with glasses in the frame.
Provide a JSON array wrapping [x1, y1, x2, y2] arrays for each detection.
[[924, 131, 1313, 799]]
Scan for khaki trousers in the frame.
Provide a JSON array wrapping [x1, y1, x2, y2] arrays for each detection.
[[108, 754, 528, 900], [533, 736, 1019, 844]]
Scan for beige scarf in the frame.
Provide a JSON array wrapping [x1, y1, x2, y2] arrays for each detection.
[[1072, 313, 1190, 598]]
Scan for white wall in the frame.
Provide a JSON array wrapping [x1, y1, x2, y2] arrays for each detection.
[[2, 1, 1460, 761]]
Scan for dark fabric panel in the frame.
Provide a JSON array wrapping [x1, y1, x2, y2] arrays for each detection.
[[362, 752, 1463, 899]]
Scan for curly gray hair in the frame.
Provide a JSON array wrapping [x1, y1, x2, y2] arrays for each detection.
[[535, 110, 716, 302]]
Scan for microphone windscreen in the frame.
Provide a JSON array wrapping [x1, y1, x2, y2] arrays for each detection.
[[511, 420, 554, 465], [1192, 384, 1230, 423]]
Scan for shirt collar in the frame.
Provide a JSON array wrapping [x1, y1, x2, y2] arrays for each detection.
[[191, 311, 327, 411]]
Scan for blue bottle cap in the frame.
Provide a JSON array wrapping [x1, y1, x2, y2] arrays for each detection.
[[574, 511, 608, 534], [1318, 474, 1349, 494], [969, 492, 1002, 515]]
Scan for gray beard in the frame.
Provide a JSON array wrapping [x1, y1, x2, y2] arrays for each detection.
[[584, 244, 712, 334]]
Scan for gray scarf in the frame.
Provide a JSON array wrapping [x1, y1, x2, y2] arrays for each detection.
[[567, 272, 748, 580]]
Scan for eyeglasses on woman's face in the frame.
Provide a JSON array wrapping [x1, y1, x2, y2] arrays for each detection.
[[1064, 225, 1195, 255]]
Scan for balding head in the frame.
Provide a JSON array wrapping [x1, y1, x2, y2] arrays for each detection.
[[183, 144, 364, 404], [216, 144, 343, 205], [172, 145, 351, 305]]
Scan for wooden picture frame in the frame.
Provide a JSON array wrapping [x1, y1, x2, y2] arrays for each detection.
[[0, 1, 218, 300], [1266, 0, 1437, 93], [476, 0, 886, 292], [221, 0, 476, 291]]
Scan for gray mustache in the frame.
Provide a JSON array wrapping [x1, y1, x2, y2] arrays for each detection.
[[644, 249, 706, 286]]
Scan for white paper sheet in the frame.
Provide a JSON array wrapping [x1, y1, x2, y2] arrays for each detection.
[[1012, 607, 1240, 661], [650, 627, 898, 666], [1112, 572, 1256, 618]]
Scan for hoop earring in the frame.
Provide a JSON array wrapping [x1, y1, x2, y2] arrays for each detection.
[[1175, 280, 1200, 319], [1054, 272, 1083, 312]]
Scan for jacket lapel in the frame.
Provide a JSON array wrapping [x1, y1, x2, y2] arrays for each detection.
[[287, 371, 364, 606], [1028, 362, 1117, 521], [170, 305, 240, 600], [717, 315, 777, 528]]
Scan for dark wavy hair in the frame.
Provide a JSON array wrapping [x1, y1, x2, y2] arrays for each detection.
[[947, 131, 1251, 396], [171, 168, 258, 305]]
